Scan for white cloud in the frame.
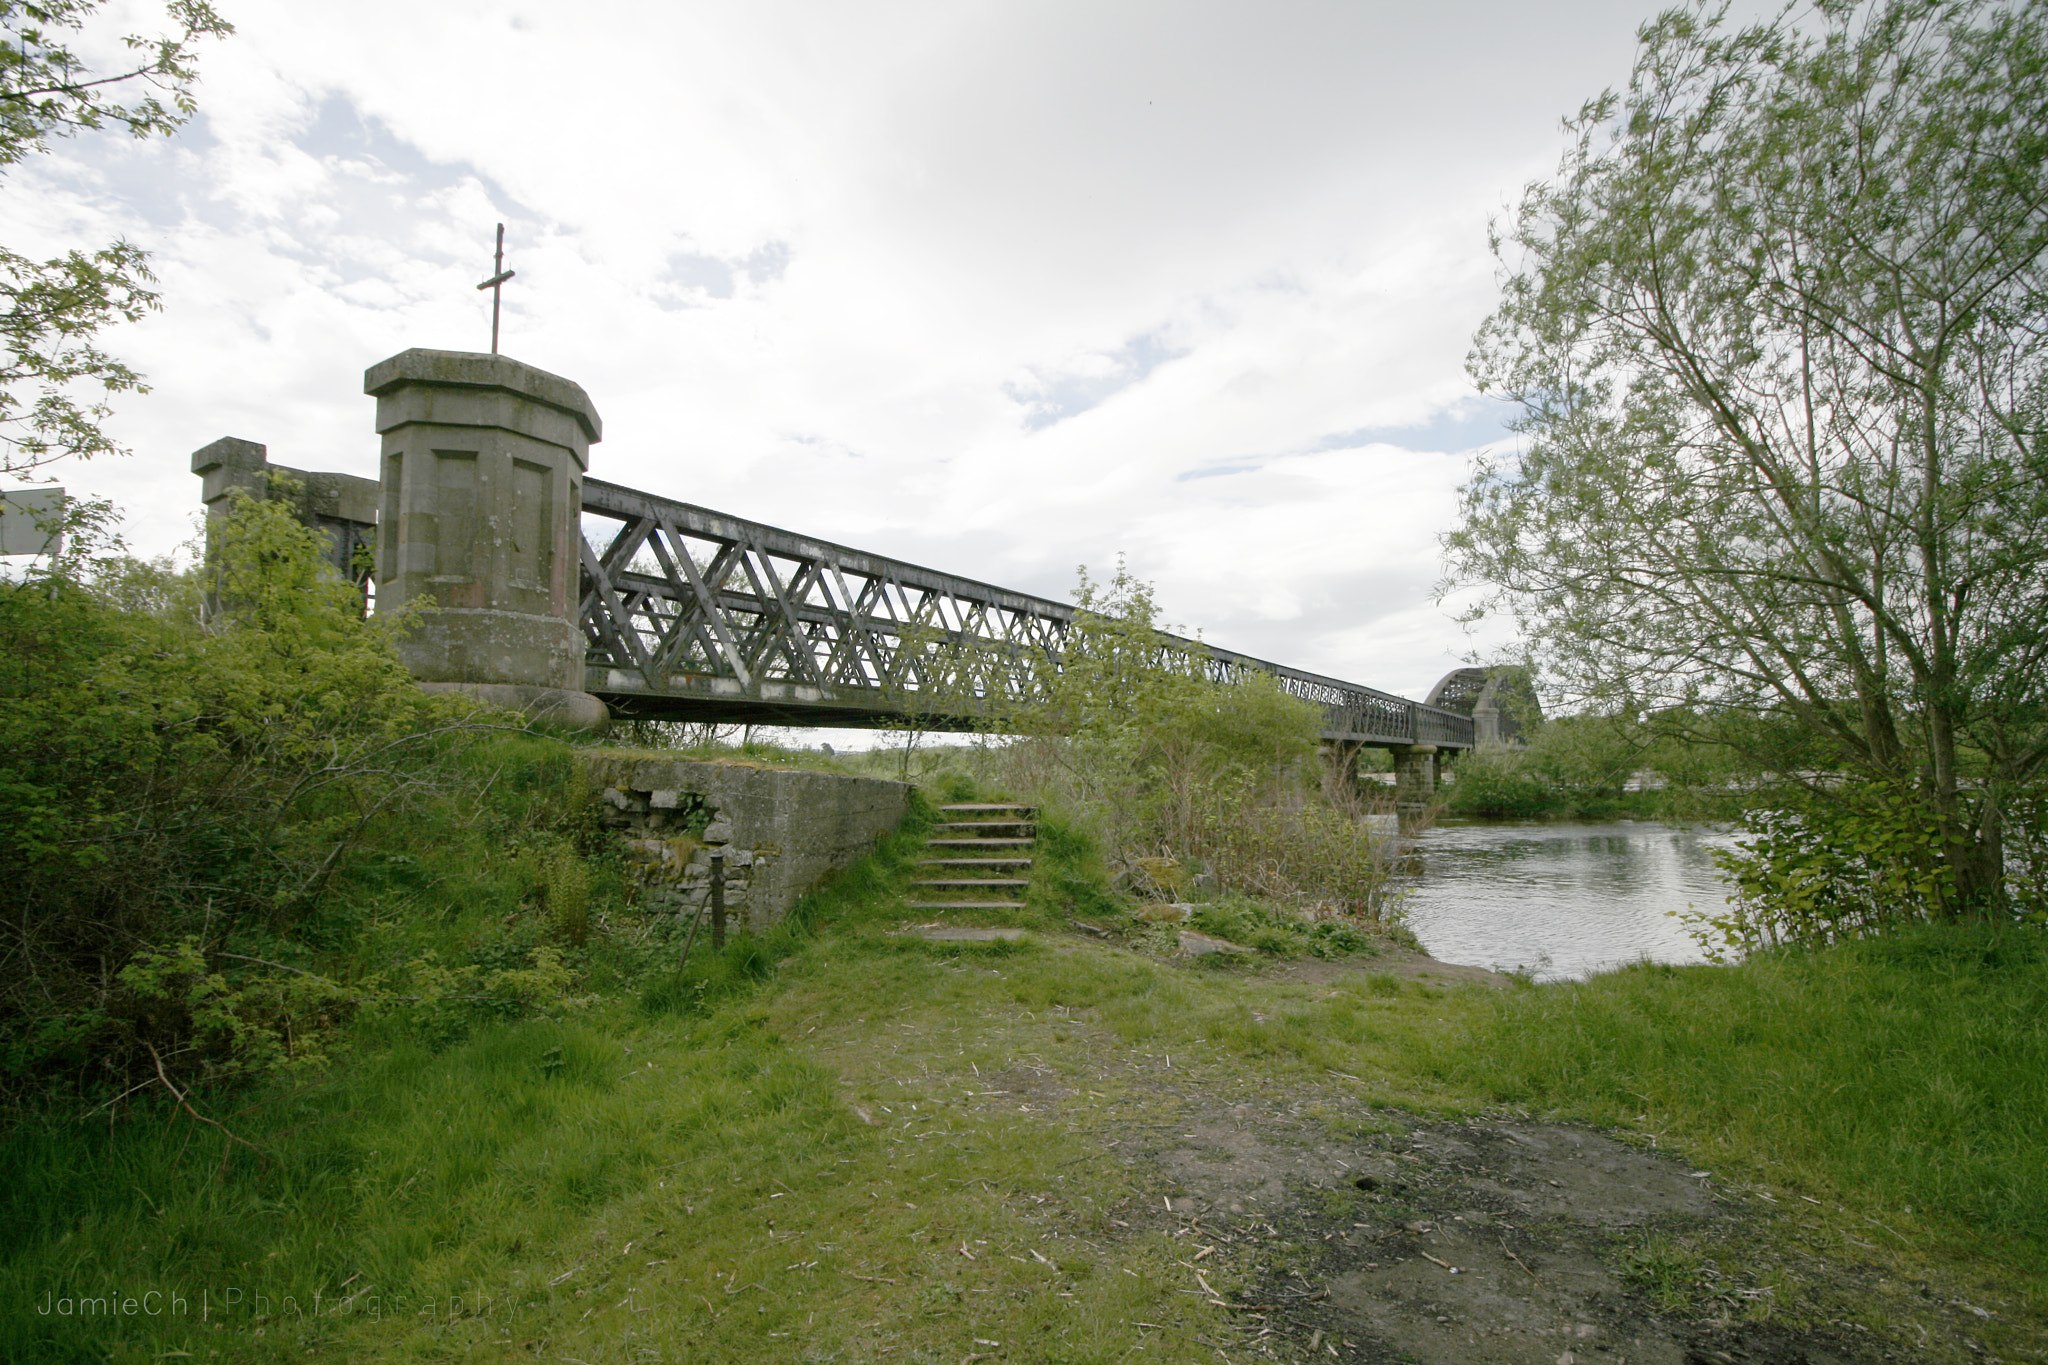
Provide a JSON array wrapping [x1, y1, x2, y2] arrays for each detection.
[[8, 0, 1673, 709]]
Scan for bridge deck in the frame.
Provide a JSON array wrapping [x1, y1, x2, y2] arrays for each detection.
[[578, 478, 1472, 749]]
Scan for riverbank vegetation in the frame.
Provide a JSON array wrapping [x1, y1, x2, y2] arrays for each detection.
[[983, 561, 1401, 922], [0, 493, 627, 1112], [1454, 925, 2048, 1253], [1440, 709, 1752, 822], [4, 779, 2042, 1360], [2, 512, 2042, 1358], [1447, 0, 2048, 932]]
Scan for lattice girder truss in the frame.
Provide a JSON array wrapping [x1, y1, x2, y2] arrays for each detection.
[[577, 477, 1471, 747]]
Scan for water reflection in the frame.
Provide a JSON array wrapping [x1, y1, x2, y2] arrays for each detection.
[[1395, 820, 1738, 981]]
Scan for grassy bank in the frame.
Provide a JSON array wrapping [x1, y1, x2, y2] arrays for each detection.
[[0, 789, 1465, 1363], [1446, 926, 2048, 1252], [3, 761, 2043, 1361]]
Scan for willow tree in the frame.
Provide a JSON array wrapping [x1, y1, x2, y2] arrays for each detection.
[[1449, 0, 2048, 917]]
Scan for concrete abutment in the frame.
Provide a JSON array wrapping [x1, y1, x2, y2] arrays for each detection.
[[582, 753, 913, 932]]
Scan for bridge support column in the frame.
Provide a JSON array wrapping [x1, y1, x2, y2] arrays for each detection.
[[1320, 740, 1363, 794], [365, 348, 608, 732], [1389, 744, 1438, 836]]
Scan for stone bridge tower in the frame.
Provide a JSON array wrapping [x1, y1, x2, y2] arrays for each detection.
[[366, 348, 607, 731]]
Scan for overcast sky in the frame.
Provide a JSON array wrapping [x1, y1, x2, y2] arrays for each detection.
[[6, 0, 1685, 724]]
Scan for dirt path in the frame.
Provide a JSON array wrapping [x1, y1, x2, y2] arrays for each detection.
[[844, 929, 2029, 1363], [1095, 955, 2014, 1364], [1121, 1098, 1854, 1363]]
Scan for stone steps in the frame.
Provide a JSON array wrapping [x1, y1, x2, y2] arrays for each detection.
[[906, 804, 1036, 912], [911, 901, 1035, 911]]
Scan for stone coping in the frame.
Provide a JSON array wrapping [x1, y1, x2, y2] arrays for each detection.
[[363, 348, 601, 442]]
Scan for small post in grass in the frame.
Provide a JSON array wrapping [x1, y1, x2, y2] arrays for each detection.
[[677, 900, 706, 970], [710, 848, 726, 950]]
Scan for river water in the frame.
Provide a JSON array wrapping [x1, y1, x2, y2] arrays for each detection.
[[1394, 820, 1739, 981]]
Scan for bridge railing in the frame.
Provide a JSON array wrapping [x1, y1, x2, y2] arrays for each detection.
[[577, 477, 1472, 748]]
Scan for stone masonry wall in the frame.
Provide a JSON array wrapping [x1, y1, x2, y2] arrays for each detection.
[[579, 753, 913, 932]]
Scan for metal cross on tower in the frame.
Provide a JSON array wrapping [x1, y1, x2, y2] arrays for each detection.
[[476, 222, 516, 355]]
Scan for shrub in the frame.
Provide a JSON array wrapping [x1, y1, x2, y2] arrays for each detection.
[[995, 561, 1401, 922], [1444, 745, 1552, 818], [1525, 713, 1644, 804], [0, 492, 506, 1104], [1686, 781, 2047, 958], [1190, 897, 1377, 959]]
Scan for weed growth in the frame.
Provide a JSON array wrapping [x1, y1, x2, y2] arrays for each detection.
[[990, 561, 1404, 927]]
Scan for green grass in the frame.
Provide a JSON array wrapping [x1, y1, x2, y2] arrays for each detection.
[[1438, 924, 2048, 1258], [0, 1006, 844, 1362], [0, 796, 1475, 1364], [3, 760, 2044, 1361], [1181, 896, 1380, 959]]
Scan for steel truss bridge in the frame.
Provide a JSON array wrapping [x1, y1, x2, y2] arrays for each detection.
[[578, 477, 1473, 749]]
